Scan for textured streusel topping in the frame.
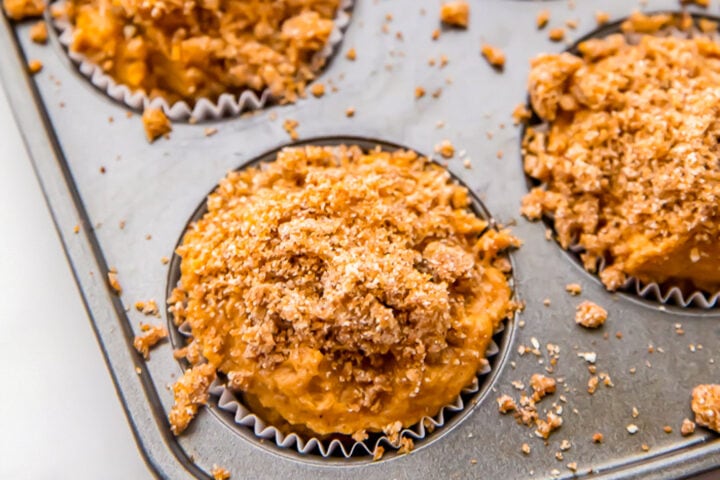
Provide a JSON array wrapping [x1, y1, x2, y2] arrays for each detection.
[[169, 145, 518, 436], [522, 16, 720, 292]]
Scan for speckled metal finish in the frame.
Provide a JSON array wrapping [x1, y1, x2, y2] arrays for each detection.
[[1, 1, 718, 479]]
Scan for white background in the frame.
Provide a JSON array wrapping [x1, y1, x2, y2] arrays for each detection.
[[0, 85, 151, 479]]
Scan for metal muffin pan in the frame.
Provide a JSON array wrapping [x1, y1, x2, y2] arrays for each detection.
[[1, 0, 718, 478]]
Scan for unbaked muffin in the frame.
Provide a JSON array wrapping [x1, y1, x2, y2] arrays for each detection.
[[521, 12, 720, 294], [63, 0, 342, 105], [168, 144, 518, 438]]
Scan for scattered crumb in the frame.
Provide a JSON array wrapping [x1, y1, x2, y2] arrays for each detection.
[[211, 466, 231, 480], [560, 439, 571, 451], [681, 418, 696, 436], [310, 83, 325, 98], [168, 363, 216, 435], [587, 376, 599, 394], [439, 54, 449, 67], [440, 0, 469, 28], [548, 28, 565, 42], [536, 10, 550, 29], [641, 443, 650, 452], [481, 43, 506, 69], [142, 108, 172, 142], [432, 28, 441, 40], [435, 140, 455, 159], [73, 224, 80, 234], [204, 127, 218, 137], [512, 103, 532, 125], [565, 283, 582, 295], [521, 443, 531, 455], [415, 86, 426, 99], [373, 446, 385, 461], [161, 256, 170, 265], [135, 299, 159, 316], [28, 59, 42, 75], [536, 412, 563, 439], [345, 107, 355, 117], [530, 373, 556, 402], [592, 432, 604, 443], [29, 20, 47, 43], [282, 119, 299, 140], [133, 324, 168, 359], [664, 425, 673, 433], [691, 384, 720, 432], [565, 19, 578, 29], [575, 301, 607, 328], [626, 424, 639, 434], [497, 394, 517, 414], [397, 436, 414, 454], [567, 462, 578, 472], [595, 11, 610, 26], [107, 269, 122, 294]]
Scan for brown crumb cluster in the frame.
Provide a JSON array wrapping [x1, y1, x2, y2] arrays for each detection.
[[63, 0, 341, 105], [29, 20, 48, 44], [481, 44, 506, 69], [691, 384, 720, 433], [133, 323, 168, 359], [497, 373, 562, 439], [168, 145, 518, 437], [575, 301, 607, 329], [169, 363, 216, 435], [211, 466, 231, 480], [2, 0, 43, 19], [522, 13, 720, 293], [440, 1, 469, 28], [142, 108, 172, 143]]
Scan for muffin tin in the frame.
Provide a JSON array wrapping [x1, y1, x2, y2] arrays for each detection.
[[1, 0, 719, 478]]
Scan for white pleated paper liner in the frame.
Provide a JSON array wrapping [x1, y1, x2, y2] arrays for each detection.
[[51, 0, 353, 121], [565, 242, 720, 309], [177, 321, 505, 458]]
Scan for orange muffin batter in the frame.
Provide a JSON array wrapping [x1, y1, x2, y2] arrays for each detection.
[[64, 0, 341, 104], [168, 145, 518, 437], [522, 13, 720, 293]]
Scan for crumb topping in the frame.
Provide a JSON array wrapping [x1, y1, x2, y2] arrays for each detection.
[[691, 384, 720, 432], [169, 363, 216, 435], [211, 466, 231, 480], [169, 145, 517, 436], [133, 324, 168, 359], [142, 108, 172, 143], [522, 17, 720, 293], [575, 301, 607, 329], [29, 20, 48, 43], [440, 1, 469, 28], [481, 44, 506, 69]]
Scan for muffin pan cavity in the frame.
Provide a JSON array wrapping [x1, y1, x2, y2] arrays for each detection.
[[165, 137, 517, 462]]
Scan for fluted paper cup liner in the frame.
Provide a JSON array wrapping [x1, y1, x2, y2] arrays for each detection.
[[51, 0, 353, 121], [177, 321, 505, 458]]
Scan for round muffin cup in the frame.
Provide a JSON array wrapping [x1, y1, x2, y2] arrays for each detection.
[[166, 137, 517, 459], [51, 0, 353, 121], [524, 12, 720, 310]]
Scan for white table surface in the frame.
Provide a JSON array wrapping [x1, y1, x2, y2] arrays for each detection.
[[0, 85, 151, 479]]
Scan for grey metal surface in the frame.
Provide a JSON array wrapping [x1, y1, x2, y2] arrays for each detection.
[[1, 0, 718, 479]]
